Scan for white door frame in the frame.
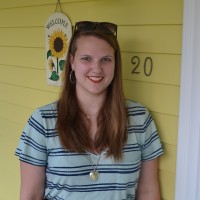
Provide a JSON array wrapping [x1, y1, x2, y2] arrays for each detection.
[[175, 0, 200, 199]]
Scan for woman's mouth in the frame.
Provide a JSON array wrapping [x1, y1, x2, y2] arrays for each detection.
[[87, 76, 104, 82]]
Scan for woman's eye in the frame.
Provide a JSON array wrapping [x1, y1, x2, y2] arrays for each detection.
[[102, 57, 112, 62], [81, 57, 91, 61]]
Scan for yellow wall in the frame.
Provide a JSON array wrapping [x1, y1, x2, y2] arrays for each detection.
[[0, 0, 182, 199]]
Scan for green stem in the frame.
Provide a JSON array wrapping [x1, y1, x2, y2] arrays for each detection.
[[57, 57, 59, 74]]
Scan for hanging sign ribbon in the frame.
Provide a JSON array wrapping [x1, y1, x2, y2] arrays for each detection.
[[45, 10, 72, 86]]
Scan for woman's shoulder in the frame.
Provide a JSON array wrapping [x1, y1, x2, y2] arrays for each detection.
[[125, 99, 150, 124], [31, 101, 58, 119], [37, 101, 57, 111], [125, 99, 147, 111]]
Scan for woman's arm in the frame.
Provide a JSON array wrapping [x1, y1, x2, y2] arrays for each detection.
[[20, 161, 46, 200], [136, 158, 160, 200]]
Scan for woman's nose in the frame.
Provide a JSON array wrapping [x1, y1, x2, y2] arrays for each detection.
[[92, 61, 102, 72]]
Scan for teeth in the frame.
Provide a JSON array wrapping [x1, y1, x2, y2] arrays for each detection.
[[88, 76, 103, 81]]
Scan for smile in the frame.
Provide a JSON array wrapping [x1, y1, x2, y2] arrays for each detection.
[[87, 76, 104, 82]]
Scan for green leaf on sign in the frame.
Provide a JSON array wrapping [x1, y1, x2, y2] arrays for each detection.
[[47, 50, 52, 59], [49, 71, 59, 81], [59, 60, 65, 71]]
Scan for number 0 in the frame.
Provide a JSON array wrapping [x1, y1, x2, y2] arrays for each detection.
[[144, 57, 153, 76]]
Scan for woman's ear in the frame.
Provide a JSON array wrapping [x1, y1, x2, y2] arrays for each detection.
[[70, 54, 74, 70]]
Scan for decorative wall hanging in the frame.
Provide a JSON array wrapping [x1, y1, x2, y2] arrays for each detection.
[[45, 0, 72, 86]]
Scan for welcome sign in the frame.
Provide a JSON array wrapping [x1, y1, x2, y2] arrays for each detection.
[[45, 12, 72, 86]]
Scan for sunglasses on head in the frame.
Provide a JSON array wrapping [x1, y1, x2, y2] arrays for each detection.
[[74, 21, 117, 37]]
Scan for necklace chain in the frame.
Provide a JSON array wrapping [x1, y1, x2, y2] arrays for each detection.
[[87, 153, 102, 181], [87, 153, 101, 170]]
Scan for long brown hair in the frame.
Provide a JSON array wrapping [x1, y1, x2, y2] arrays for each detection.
[[56, 28, 127, 160]]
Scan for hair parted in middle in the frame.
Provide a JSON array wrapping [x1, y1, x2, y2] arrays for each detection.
[[56, 22, 127, 160]]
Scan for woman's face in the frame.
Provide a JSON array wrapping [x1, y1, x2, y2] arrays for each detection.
[[70, 35, 115, 99]]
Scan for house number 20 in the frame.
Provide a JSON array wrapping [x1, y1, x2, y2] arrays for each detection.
[[131, 56, 153, 76]]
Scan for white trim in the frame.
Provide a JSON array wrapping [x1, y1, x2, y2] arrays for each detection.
[[175, 0, 200, 199]]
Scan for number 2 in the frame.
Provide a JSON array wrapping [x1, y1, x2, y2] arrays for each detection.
[[131, 56, 140, 74]]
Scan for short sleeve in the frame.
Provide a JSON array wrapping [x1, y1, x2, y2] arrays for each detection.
[[126, 99, 164, 161], [140, 107, 164, 161], [15, 108, 47, 166]]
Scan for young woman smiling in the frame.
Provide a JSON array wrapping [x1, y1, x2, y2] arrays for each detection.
[[16, 21, 164, 200]]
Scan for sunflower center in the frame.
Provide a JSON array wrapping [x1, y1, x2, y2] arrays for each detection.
[[54, 37, 64, 52]]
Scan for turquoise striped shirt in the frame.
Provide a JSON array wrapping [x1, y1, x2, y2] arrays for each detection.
[[15, 99, 164, 200]]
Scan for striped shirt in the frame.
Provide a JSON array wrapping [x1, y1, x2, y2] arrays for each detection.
[[15, 99, 164, 200]]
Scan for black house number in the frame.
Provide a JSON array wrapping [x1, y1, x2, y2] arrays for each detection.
[[131, 56, 153, 76]]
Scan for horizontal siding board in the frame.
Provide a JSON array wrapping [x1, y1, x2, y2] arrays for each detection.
[[0, 83, 59, 109], [0, 101, 34, 124], [151, 112, 178, 145], [0, 117, 24, 140], [123, 80, 180, 116], [0, 27, 44, 48], [119, 25, 182, 54], [0, 0, 182, 26], [0, 5, 53, 27], [0, 47, 45, 69], [159, 170, 175, 200], [0, 0, 93, 9], [0, 65, 60, 92], [122, 52, 181, 86], [0, 137, 20, 199]]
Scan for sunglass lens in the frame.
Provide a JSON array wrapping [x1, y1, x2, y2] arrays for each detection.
[[76, 21, 95, 32], [100, 23, 116, 34]]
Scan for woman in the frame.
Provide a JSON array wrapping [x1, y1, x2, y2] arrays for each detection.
[[16, 21, 164, 200]]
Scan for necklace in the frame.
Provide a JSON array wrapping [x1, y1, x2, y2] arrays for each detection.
[[86, 114, 97, 119], [87, 153, 102, 181]]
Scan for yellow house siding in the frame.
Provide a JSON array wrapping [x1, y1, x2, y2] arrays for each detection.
[[0, 0, 182, 199]]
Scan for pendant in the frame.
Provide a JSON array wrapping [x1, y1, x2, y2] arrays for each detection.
[[89, 170, 99, 181]]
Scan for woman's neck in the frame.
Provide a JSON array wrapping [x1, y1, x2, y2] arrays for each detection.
[[76, 91, 106, 117]]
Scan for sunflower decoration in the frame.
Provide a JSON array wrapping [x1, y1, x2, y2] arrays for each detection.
[[49, 30, 67, 58], [47, 29, 68, 81], [48, 58, 54, 72]]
